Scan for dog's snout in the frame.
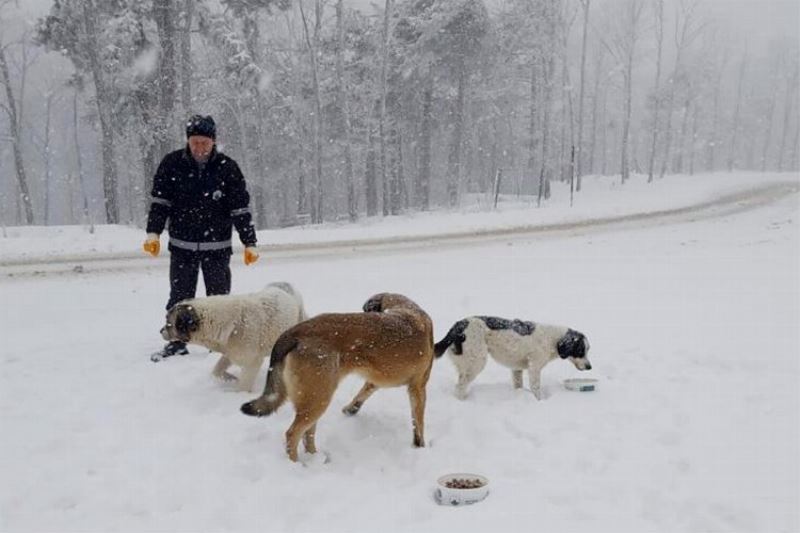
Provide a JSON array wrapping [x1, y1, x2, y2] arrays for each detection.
[[584, 363, 592, 370]]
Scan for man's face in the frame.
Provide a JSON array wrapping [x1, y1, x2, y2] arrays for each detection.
[[188, 135, 214, 162]]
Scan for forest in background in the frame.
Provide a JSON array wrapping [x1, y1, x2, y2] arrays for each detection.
[[0, 0, 798, 229]]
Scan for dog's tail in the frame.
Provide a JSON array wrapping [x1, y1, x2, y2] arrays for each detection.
[[433, 319, 469, 358], [240, 332, 297, 417], [267, 281, 308, 323], [296, 294, 308, 323]]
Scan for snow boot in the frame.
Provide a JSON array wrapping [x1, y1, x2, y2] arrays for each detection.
[[150, 341, 189, 362]]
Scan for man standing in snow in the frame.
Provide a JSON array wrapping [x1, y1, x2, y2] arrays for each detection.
[[143, 115, 260, 360]]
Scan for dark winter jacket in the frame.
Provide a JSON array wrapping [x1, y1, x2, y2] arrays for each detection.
[[146, 146, 257, 253]]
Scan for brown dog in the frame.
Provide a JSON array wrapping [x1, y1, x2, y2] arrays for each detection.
[[240, 293, 434, 462]]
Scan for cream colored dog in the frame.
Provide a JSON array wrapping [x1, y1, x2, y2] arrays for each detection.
[[160, 282, 307, 392]]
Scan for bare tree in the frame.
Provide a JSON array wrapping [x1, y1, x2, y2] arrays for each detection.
[[588, 47, 606, 174], [41, 90, 57, 224], [416, 71, 433, 211], [675, 81, 693, 173], [558, 2, 578, 186], [538, 0, 558, 207], [335, 0, 357, 221], [688, 93, 701, 175], [659, 0, 704, 179], [538, 49, 554, 206], [0, 34, 33, 224], [299, 0, 324, 223], [727, 47, 747, 172], [600, 0, 645, 184], [179, 0, 193, 115], [70, 76, 93, 232], [82, 0, 119, 223], [575, 0, 591, 190], [646, 0, 664, 182], [777, 54, 799, 171], [705, 34, 729, 172], [759, 52, 781, 171], [378, 0, 392, 214], [154, 0, 177, 157]]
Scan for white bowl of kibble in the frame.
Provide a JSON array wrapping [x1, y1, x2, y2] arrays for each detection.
[[563, 378, 598, 392], [434, 473, 490, 506]]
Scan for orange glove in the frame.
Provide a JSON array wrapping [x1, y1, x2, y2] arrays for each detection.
[[143, 234, 160, 257], [244, 246, 259, 266]]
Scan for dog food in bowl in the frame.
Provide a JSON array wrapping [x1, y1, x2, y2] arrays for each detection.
[[435, 473, 489, 506], [563, 378, 598, 392]]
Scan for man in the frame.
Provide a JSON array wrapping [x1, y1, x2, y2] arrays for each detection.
[[144, 114, 260, 360]]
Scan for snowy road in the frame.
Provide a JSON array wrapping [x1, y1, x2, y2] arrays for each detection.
[[2, 180, 796, 278], [1, 185, 798, 532]]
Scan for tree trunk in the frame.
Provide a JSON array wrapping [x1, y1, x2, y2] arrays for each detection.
[[297, 156, 307, 215], [658, 74, 677, 179], [299, 0, 324, 223], [447, 65, 466, 206], [647, 0, 664, 183], [180, 0, 193, 115], [527, 58, 538, 197], [777, 63, 799, 171], [83, 0, 119, 223], [790, 110, 799, 171], [600, 83, 608, 175], [707, 56, 725, 171], [43, 92, 54, 225], [727, 50, 747, 172], [336, 0, 357, 221], [620, 2, 641, 186], [155, 0, 177, 149], [538, 52, 554, 207], [243, 17, 269, 228], [0, 43, 34, 224], [621, 65, 633, 184], [576, 0, 590, 191], [416, 71, 433, 211], [389, 119, 402, 215], [689, 101, 699, 175], [675, 95, 691, 174], [378, 0, 393, 216], [152, 0, 178, 220], [365, 117, 378, 216], [72, 87, 93, 232], [589, 51, 604, 175]]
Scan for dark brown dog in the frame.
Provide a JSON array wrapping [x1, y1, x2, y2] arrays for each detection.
[[241, 293, 434, 462]]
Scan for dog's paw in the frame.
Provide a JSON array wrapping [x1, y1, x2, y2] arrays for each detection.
[[342, 402, 362, 416], [301, 451, 331, 468], [240, 400, 265, 417], [214, 371, 238, 383]]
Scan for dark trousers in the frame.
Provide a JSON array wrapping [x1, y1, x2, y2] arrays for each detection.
[[166, 249, 232, 310]]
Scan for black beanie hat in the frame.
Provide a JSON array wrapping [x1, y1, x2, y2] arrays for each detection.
[[186, 115, 216, 140]]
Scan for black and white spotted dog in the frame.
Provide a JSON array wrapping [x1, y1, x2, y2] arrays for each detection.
[[434, 316, 591, 400]]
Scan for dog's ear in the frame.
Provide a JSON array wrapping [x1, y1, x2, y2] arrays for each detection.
[[557, 329, 586, 358], [175, 304, 199, 334], [362, 294, 384, 312]]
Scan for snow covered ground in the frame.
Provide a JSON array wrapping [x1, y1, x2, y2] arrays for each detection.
[[1, 172, 799, 532]]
